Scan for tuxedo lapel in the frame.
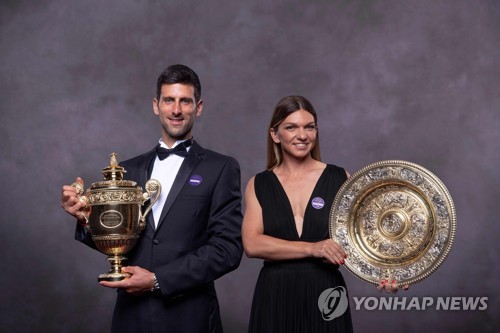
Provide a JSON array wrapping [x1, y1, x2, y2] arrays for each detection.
[[126, 148, 156, 232], [156, 142, 204, 230], [137, 150, 155, 187]]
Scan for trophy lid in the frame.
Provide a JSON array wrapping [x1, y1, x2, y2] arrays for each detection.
[[102, 153, 126, 181], [89, 153, 137, 189]]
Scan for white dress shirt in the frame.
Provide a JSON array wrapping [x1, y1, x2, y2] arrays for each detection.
[[150, 139, 191, 228]]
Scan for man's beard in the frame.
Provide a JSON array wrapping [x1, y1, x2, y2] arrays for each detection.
[[162, 123, 192, 141]]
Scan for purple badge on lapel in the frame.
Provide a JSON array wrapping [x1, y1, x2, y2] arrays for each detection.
[[189, 175, 203, 186], [311, 197, 325, 209]]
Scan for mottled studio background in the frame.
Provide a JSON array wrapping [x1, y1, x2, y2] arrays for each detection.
[[1, 0, 499, 332]]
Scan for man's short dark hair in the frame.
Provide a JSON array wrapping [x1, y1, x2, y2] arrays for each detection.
[[156, 64, 201, 102]]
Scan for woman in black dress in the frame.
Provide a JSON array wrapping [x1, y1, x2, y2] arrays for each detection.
[[243, 96, 404, 333]]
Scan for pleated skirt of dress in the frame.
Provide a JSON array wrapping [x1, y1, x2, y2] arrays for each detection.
[[248, 259, 353, 333]]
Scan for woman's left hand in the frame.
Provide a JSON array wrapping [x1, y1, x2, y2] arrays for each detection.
[[377, 279, 410, 293]]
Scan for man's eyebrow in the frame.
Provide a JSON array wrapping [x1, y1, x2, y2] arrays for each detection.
[[162, 96, 193, 101]]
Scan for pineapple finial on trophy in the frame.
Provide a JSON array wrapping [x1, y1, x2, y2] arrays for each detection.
[[102, 152, 126, 181], [110, 152, 118, 167]]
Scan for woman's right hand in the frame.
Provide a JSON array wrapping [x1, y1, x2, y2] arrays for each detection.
[[310, 239, 347, 265]]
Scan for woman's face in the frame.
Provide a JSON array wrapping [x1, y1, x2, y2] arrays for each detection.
[[270, 109, 317, 159]]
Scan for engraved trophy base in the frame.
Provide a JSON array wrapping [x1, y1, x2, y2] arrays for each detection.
[[97, 255, 131, 282]]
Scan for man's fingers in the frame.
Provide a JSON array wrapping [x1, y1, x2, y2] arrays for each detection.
[[100, 280, 127, 288], [66, 199, 83, 211], [122, 266, 136, 274]]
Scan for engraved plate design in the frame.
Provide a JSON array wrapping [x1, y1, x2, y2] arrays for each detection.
[[99, 210, 124, 228], [329, 160, 456, 286]]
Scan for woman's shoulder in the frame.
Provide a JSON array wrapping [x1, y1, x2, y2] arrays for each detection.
[[254, 169, 273, 182], [245, 170, 272, 187], [325, 163, 344, 170], [325, 163, 349, 180]]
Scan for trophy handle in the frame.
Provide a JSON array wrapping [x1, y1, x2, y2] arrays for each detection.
[[70, 181, 90, 226], [140, 179, 161, 227]]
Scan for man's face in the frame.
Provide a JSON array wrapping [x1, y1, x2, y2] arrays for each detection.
[[153, 83, 203, 147]]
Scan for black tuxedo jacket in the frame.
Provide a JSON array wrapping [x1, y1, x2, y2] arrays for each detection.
[[76, 141, 243, 333]]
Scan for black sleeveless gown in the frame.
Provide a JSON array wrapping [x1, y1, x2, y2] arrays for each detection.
[[248, 165, 353, 333]]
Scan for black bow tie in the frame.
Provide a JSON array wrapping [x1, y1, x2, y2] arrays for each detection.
[[156, 139, 193, 160]]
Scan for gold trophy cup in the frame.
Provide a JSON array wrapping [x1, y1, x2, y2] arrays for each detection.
[[72, 153, 161, 282]]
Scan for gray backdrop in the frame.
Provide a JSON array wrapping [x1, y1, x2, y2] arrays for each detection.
[[1, 0, 499, 332]]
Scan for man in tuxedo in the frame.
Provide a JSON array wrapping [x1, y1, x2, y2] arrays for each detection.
[[61, 64, 243, 333]]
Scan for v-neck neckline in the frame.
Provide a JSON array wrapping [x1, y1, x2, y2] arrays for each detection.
[[270, 165, 329, 239]]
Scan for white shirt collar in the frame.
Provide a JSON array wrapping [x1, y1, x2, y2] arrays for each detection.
[[158, 138, 193, 149]]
